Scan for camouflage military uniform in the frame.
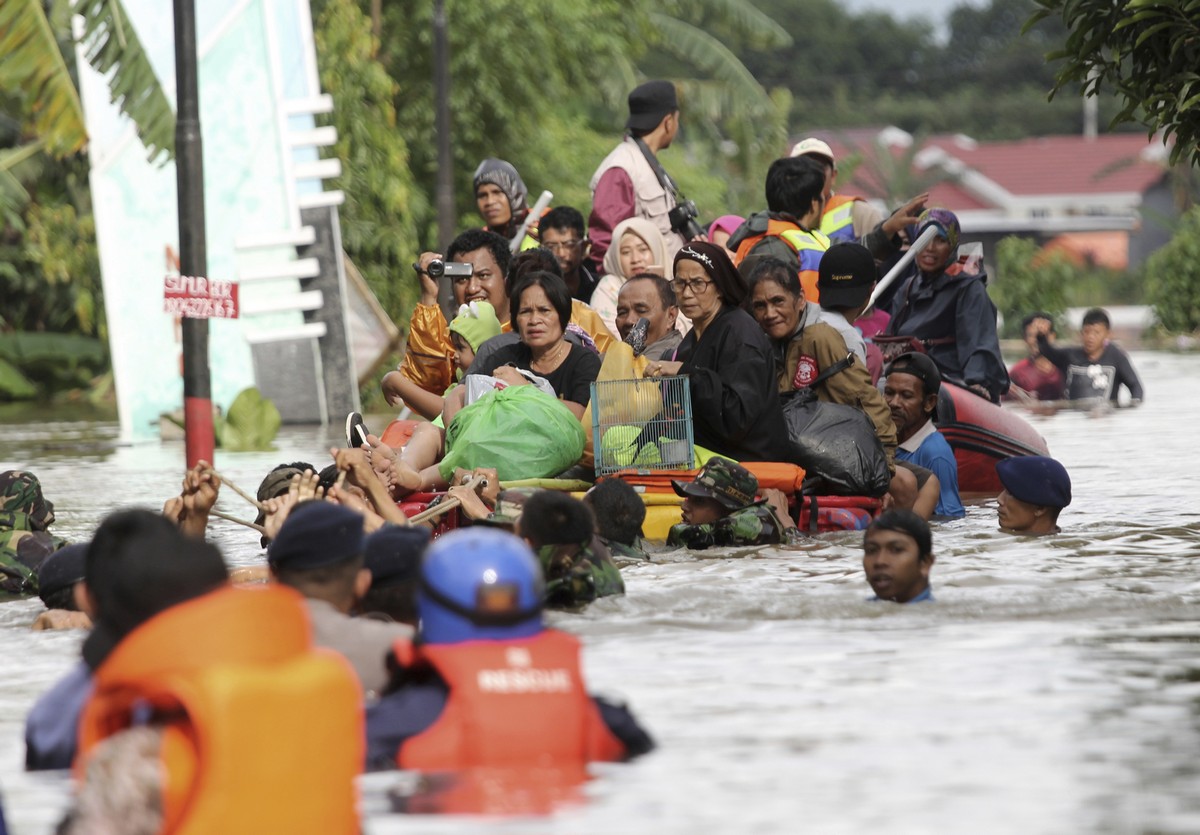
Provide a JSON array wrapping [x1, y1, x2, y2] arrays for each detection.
[[485, 489, 625, 609], [536, 535, 625, 609], [601, 536, 650, 563], [668, 457, 804, 550], [0, 471, 66, 595], [667, 501, 804, 549]]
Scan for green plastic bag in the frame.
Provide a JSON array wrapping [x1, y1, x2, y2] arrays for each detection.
[[439, 386, 587, 482]]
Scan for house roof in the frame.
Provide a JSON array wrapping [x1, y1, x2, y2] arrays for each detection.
[[789, 129, 1169, 210], [1038, 231, 1129, 270]]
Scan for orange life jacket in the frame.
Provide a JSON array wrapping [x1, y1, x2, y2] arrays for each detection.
[[76, 585, 363, 835], [733, 219, 830, 302], [394, 629, 626, 770]]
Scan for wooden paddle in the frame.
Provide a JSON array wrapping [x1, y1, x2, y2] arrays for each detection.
[[405, 475, 487, 526]]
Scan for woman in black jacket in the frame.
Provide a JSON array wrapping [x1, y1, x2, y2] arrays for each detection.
[[645, 242, 793, 463]]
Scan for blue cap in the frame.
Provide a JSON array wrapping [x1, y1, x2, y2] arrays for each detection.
[[418, 528, 543, 645], [364, 525, 429, 590], [268, 501, 365, 570], [995, 456, 1071, 508]]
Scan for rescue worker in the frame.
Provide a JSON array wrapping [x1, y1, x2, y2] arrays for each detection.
[[63, 562, 361, 832], [25, 510, 228, 772], [268, 501, 413, 699], [0, 470, 66, 596], [790, 137, 884, 244], [863, 509, 936, 603], [729, 156, 925, 303], [518, 490, 625, 608], [666, 458, 803, 549], [361, 524, 430, 627], [31, 542, 92, 631], [584, 479, 651, 561], [365, 527, 654, 774], [996, 455, 1072, 536], [589, 80, 692, 268], [1006, 312, 1066, 402]]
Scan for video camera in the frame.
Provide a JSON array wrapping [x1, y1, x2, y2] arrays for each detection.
[[425, 260, 473, 279]]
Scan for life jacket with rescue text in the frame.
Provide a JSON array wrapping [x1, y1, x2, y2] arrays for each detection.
[[819, 194, 862, 243], [394, 629, 626, 770], [76, 585, 363, 835], [732, 215, 830, 302]]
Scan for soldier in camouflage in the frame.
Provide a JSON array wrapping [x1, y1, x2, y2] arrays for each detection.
[[667, 457, 803, 549], [482, 488, 625, 609], [0, 471, 67, 596]]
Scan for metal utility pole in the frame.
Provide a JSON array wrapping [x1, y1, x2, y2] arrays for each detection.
[[433, 0, 454, 251], [173, 0, 214, 466]]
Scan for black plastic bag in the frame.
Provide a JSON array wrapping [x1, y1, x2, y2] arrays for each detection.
[[780, 388, 891, 497]]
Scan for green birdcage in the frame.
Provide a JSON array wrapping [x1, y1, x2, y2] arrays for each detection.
[[590, 375, 695, 476]]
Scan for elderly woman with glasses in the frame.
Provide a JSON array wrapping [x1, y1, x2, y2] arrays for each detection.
[[644, 242, 795, 463]]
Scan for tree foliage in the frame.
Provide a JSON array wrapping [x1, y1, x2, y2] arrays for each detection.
[[1145, 207, 1200, 333], [1030, 0, 1200, 166], [992, 236, 1070, 337], [313, 0, 426, 320]]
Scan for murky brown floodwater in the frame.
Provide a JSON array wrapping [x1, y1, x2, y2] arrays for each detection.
[[1, 351, 1198, 834]]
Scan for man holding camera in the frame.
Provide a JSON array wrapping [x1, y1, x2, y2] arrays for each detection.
[[391, 229, 513, 397], [588, 80, 701, 270]]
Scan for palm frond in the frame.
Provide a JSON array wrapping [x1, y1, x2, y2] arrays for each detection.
[[0, 0, 87, 156], [75, 0, 176, 163], [650, 13, 775, 116], [659, 0, 791, 48]]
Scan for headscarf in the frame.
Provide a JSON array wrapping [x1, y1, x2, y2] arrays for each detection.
[[472, 158, 529, 216], [708, 214, 745, 239], [673, 241, 749, 308], [915, 208, 960, 271], [602, 217, 668, 280]]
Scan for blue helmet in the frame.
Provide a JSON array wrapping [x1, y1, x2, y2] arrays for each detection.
[[418, 528, 544, 645]]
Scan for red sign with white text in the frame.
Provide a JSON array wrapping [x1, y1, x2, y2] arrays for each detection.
[[164, 274, 239, 319]]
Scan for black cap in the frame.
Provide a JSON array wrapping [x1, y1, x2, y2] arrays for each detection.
[[626, 80, 679, 132], [817, 243, 877, 308], [36, 542, 87, 605], [268, 501, 366, 571], [886, 351, 942, 396], [364, 525, 429, 590]]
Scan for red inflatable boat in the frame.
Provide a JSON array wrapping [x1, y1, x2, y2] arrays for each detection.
[[936, 383, 1049, 496]]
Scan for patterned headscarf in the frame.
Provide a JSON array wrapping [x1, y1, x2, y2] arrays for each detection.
[[0, 471, 55, 531], [916, 208, 960, 270], [472, 158, 529, 215]]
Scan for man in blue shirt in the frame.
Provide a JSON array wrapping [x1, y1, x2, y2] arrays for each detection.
[[863, 509, 935, 603], [885, 352, 965, 519]]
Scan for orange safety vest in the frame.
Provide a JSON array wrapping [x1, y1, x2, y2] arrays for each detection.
[[76, 585, 363, 835], [820, 195, 862, 243], [394, 629, 626, 770], [733, 219, 830, 302]]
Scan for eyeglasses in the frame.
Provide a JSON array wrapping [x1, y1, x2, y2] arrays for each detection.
[[543, 240, 585, 253], [671, 278, 713, 295]]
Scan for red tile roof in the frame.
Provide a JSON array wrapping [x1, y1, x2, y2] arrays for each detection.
[[791, 130, 1169, 209]]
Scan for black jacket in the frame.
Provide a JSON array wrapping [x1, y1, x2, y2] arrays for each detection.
[[676, 306, 795, 463], [887, 267, 1009, 401]]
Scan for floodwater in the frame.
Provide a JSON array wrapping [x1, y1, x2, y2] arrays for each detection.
[[1, 351, 1199, 834]]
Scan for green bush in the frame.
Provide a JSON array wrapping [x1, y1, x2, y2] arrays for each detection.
[[991, 236, 1069, 337], [1145, 207, 1200, 335]]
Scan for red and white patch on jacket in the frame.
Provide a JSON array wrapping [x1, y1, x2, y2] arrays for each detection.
[[793, 354, 819, 388]]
